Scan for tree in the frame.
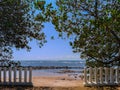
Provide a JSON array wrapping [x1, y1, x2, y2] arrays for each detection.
[[0, 0, 46, 62], [36, 0, 120, 67]]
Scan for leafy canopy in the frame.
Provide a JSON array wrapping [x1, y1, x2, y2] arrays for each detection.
[[35, 0, 120, 67], [0, 0, 46, 61]]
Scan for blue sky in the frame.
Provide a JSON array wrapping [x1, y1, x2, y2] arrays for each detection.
[[13, 23, 81, 60], [12, 0, 81, 61]]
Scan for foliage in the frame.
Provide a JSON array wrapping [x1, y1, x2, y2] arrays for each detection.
[[0, 60, 21, 67], [36, 0, 120, 67], [0, 0, 46, 61]]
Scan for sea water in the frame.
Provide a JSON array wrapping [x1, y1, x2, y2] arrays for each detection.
[[20, 60, 85, 76], [20, 60, 85, 67]]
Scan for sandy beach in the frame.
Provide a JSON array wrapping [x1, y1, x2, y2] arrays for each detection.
[[0, 74, 119, 90], [32, 75, 83, 87], [31, 75, 120, 90]]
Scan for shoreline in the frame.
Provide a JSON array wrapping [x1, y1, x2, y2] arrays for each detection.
[[32, 68, 84, 80], [31, 69, 120, 90], [22, 66, 84, 70]]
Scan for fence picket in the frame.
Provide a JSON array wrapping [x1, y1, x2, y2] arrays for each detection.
[[19, 67, 22, 83], [24, 67, 27, 83], [0, 67, 1, 82], [3, 67, 6, 83], [9, 67, 12, 82], [95, 67, 98, 84], [29, 67, 32, 83], [0, 67, 32, 85], [14, 67, 16, 83], [110, 68, 113, 84], [115, 68, 118, 84], [105, 67, 108, 84], [84, 67, 120, 86], [100, 67, 103, 84], [89, 67, 92, 83], [84, 68, 87, 84]]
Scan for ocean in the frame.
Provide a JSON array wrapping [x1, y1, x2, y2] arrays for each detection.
[[20, 60, 85, 67], [20, 60, 85, 76]]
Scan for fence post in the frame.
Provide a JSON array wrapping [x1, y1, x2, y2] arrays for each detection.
[[105, 67, 108, 84], [100, 67, 103, 84], [89, 67, 92, 83], [29, 67, 32, 83], [0, 67, 1, 82], [3, 67, 6, 83], [110, 68, 113, 84], [118, 68, 120, 84], [24, 67, 27, 83], [115, 68, 119, 84], [14, 67, 16, 83], [19, 67, 22, 83], [9, 67, 12, 83], [95, 67, 98, 84], [84, 68, 87, 84]]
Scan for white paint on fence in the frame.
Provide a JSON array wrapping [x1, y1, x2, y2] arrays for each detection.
[[105, 67, 108, 84], [4, 67, 6, 83], [9, 67, 12, 82], [19, 67, 22, 83], [0, 68, 1, 82], [100, 67, 103, 84], [116, 68, 119, 84], [14, 67, 16, 83], [24, 67, 27, 83], [89, 67, 92, 83], [29, 67, 32, 83], [0, 67, 32, 85], [84, 67, 120, 86], [95, 67, 98, 84]]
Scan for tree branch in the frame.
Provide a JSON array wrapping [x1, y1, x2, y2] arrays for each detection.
[[110, 30, 120, 45]]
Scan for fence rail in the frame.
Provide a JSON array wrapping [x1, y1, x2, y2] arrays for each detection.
[[84, 67, 120, 86], [0, 67, 32, 86]]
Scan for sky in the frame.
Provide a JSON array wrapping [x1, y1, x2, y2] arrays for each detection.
[[13, 23, 81, 60], [12, 0, 81, 61]]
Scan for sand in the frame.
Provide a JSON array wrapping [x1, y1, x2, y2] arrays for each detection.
[[32, 75, 83, 87], [0, 74, 119, 90], [31, 75, 120, 90]]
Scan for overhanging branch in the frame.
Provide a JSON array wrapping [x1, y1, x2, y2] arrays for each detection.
[[110, 30, 120, 45]]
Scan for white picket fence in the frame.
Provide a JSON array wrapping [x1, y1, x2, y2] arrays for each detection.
[[0, 67, 32, 86], [84, 67, 120, 86]]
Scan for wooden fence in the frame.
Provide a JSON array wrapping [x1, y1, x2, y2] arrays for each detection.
[[0, 67, 32, 86], [84, 67, 120, 86]]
